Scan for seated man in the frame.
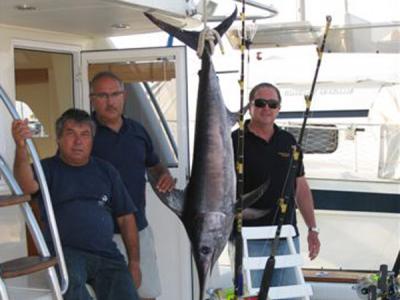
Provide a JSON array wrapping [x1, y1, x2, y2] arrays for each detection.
[[12, 108, 140, 300]]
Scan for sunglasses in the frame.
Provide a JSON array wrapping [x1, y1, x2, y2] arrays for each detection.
[[253, 98, 280, 109]]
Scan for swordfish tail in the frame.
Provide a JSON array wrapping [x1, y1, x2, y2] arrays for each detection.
[[144, 8, 237, 51]]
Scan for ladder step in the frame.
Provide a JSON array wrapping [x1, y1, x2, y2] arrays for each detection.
[[0, 194, 31, 207], [248, 284, 313, 299], [268, 284, 313, 299], [244, 254, 304, 269], [0, 256, 57, 279]]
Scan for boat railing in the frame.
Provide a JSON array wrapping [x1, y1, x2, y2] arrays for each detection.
[[0, 85, 69, 294]]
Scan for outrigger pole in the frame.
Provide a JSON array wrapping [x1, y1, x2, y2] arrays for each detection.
[[233, 0, 247, 298], [257, 15, 332, 300]]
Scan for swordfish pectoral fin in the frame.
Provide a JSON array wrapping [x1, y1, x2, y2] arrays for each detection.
[[226, 103, 250, 128], [235, 176, 271, 220], [147, 173, 185, 218], [242, 207, 271, 220], [236, 175, 271, 210]]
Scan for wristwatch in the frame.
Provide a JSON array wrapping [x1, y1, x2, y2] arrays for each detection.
[[308, 227, 320, 234]]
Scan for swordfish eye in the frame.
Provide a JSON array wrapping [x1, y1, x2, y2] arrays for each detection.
[[200, 246, 212, 255]]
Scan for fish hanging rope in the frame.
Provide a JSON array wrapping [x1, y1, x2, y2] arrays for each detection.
[[196, 0, 224, 57]]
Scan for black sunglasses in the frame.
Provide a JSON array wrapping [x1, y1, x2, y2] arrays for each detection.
[[253, 98, 280, 109]]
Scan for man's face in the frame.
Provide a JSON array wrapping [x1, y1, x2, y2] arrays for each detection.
[[90, 76, 125, 124], [249, 87, 281, 126], [57, 120, 93, 166]]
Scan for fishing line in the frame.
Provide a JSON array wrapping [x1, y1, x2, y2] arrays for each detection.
[[233, 0, 247, 299]]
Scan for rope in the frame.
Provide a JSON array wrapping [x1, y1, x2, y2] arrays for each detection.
[[196, 0, 224, 57], [196, 27, 224, 57]]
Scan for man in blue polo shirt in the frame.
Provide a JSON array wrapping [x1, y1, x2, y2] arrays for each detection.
[[90, 71, 175, 300], [12, 108, 140, 300]]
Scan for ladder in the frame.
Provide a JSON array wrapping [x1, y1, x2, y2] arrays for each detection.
[[0, 86, 68, 299], [242, 225, 313, 300]]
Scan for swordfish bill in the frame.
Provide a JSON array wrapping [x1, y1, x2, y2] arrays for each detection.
[[145, 8, 238, 300]]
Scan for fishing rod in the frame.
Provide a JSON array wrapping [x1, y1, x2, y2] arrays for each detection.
[[257, 15, 332, 300], [298, 15, 332, 145], [233, 0, 247, 298], [392, 249, 400, 277]]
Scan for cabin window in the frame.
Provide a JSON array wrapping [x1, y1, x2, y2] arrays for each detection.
[[281, 124, 339, 154], [14, 48, 74, 158]]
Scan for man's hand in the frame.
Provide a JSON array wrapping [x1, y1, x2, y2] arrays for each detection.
[[155, 172, 176, 193], [307, 231, 320, 260], [12, 119, 32, 148], [128, 260, 142, 289]]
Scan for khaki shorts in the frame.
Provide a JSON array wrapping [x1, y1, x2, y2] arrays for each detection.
[[114, 225, 162, 298]]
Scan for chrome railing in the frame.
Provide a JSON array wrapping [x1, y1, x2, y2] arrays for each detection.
[[0, 85, 68, 294]]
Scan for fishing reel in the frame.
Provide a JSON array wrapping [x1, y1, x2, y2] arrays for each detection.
[[354, 265, 400, 300], [206, 288, 234, 300]]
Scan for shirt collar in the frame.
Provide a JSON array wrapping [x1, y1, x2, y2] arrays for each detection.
[[92, 112, 128, 133], [244, 120, 281, 143]]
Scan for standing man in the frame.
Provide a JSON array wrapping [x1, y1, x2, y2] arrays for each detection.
[[232, 82, 320, 295], [12, 108, 140, 300], [90, 71, 175, 300]]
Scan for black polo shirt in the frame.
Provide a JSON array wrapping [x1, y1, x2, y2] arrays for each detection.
[[232, 121, 305, 228]]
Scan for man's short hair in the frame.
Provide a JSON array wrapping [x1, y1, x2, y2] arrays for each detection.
[[249, 82, 282, 103], [55, 108, 96, 139], [90, 71, 124, 93]]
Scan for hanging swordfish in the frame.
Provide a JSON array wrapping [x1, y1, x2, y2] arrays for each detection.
[[145, 8, 267, 300]]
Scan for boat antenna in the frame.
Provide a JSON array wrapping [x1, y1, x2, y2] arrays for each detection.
[[257, 15, 332, 300]]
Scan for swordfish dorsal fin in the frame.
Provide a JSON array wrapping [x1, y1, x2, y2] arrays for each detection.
[[226, 103, 250, 128], [147, 173, 185, 217], [144, 8, 237, 51]]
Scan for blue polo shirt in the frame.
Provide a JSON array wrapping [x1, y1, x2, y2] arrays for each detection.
[[38, 155, 136, 260], [92, 114, 160, 231]]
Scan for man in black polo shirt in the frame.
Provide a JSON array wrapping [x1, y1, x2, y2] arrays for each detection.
[[12, 109, 140, 300], [232, 82, 320, 297]]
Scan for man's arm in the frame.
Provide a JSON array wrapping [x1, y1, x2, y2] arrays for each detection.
[[148, 162, 175, 193], [117, 213, 141, 288], [12, 120, 39, 194], [295, 176, 320, 260]]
